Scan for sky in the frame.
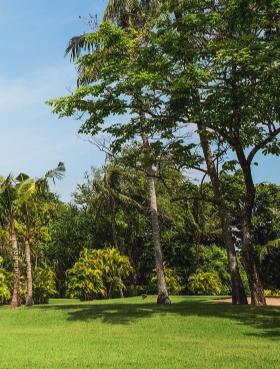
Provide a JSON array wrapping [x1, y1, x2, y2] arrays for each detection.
[[0, 1, 279, 202]]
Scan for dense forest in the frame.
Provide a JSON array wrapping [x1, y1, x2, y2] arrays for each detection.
[[0, 0, 279, 308]]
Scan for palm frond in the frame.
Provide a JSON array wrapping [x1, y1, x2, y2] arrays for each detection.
[[45, 162, 66, 184], [16, 173, 30, 182], [104, 0, 161, 27], [65, 34, 93, 61]]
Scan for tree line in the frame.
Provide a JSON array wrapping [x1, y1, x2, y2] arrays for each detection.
[[0, 157, 279, 307], [0, 0, 279, 308]]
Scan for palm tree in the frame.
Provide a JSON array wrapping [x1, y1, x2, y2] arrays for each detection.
[[65, 0, 160, 60], [16, 162, 65, 307], [105, 0, 170, 304], [65, 0, 170, 304], [0, 175, 21, 307]]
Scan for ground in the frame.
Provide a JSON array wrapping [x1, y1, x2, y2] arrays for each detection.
[[219, 297, 280, 306], [0, 296, 279, 369]]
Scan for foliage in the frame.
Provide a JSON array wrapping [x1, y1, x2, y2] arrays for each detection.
[[264, 289, 280, 297], [32, 266, 57, 304], [66, 248, 133, 301], [48, 0, 280, 304], [197, 245, 231, 295], [150, 265, 183, 295], [0, 257, 11, 305], [188, 271, 222, 296], [125, 284, 146, 297]]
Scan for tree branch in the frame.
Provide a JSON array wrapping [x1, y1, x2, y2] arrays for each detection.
[[247, 126, 280, 164]]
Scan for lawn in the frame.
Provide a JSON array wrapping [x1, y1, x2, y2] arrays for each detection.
[[0, 296, 279, 369]]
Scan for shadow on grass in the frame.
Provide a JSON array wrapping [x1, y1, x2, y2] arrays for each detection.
[[39, 297, 280, 339]]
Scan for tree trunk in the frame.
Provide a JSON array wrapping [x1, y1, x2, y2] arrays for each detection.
[[242, 218, 266, 306], [110, 199, 119, 250], [10, 221, 21, 308], [223, 217, 248, 305], [25, 237, 33, 307], [120, 288, 124, 298], [141, 130, 171, 304], [235, 146, 266, 306], [198, 125, 247, 305], [147, 174, 171, 304], [194, 232, 201, 267]]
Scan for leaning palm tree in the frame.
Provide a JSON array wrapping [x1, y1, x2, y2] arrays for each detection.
[[104, 0, 170, 304], [65, 1, 170, 304]]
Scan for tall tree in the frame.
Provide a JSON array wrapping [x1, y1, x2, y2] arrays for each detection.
[[50, 2, 171, 303], [16, 162, 65, 307], [0, 176, 21, 307], [158, 0, 280, 304], [104, 0, 170, 304]]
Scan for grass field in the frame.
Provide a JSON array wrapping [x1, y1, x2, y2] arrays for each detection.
[[0, 296, 279, 369]]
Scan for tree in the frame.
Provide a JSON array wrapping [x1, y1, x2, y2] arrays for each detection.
[[49, 2, 172, 303], [0, 175, 21, 307], [14, 163, 65, 306], [195, 1, 279, 305], [142, 0, 279, 305]]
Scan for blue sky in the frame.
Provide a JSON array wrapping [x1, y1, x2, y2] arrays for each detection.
[[0, 1, 278, 202]]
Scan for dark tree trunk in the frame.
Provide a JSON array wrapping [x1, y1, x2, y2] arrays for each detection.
[[194, 232, 201, 267], [110, 198, 119, 250], [242, 219, 266, 305], [198, 125, 247, 305], [235, 146, 266, 306], [24, 237, 33, 307], [141, 129, 171, 304], [10, 221, 21, 308]]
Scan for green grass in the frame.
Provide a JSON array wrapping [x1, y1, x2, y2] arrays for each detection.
[[0, 296, 279, 369]]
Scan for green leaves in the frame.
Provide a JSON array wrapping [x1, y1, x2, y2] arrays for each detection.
[[66, 248, 133, 300], [188, 271, 222, 296]]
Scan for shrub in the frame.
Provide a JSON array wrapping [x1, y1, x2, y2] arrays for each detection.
[[126, 285, 146, 297], [0, 257, 12, 305], [150, 265, 183, 295], [32, 266, 57, 304], [188, 271, 222, 295], [264, 289, 280, 297], [0, 272, 11, 305], [66, 248, 133, 301], [197, 245, 231, 294]]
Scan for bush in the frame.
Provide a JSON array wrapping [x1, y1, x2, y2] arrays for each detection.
[[150, 265, 183, 295], [188, 271, 222, 295], [126, 285, 146, 297], [66, 248, 133, 301], [0, 257, 11, 305], [0, 273, 11, 305], [32, 266, 57, 304], [264, 289, 280, 297], [197, 245, 231, 294]]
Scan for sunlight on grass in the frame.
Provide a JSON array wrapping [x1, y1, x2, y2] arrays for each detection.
[[0, 296, 279, 369]]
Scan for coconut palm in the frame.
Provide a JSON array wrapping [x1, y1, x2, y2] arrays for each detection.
[[0, 175, 21, 307], [65, 0, 160, 61], [16, 162, 65, 307], [64, 1, 170, 304]]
